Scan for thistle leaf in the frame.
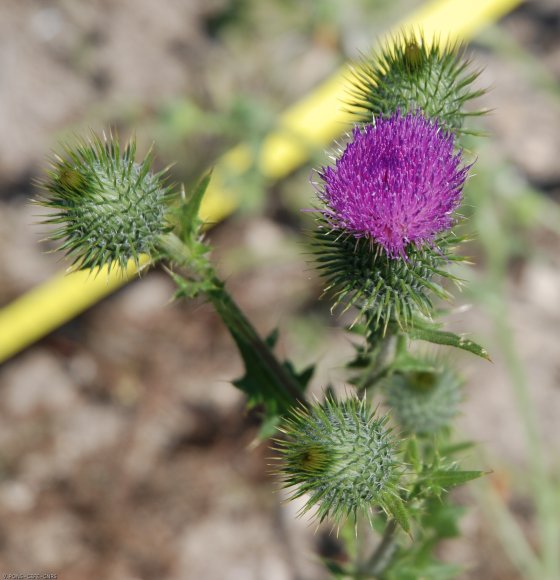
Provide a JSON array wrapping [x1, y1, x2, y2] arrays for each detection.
[[225, 318, 311, 425], [385, 495, 411, 533], [405, 324, 490, 360], [232, 330, 310, 419], [175, 170, 212, 243], [429, 469, 485, 489], [439, 441, 476, 457]]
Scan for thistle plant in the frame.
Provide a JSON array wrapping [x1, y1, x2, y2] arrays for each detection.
[[314, 111, 469, 331], [35, 30, 491, 579]]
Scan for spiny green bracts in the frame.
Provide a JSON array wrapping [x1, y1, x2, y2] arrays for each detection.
[[383, 365, 463, 435], [36, 132, 174, 272], [312, 111, 470, 332], [313, 224, 465, 332], [275, 397, 408, 530], [347, 31, 485, 135]]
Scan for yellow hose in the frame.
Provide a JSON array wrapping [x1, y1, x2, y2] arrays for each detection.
[[0, 0, 522, 362]]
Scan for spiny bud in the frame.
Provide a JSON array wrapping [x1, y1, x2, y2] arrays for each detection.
[[36, 132, 174, 271], [275, 397, 406, 528], [383, 366, 463, 435], [313, 111, 469, 331], [347, 31, 485, 135]]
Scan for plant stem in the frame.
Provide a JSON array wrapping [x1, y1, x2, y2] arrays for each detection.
[[356, 331, 397, 392], [159, 232, 306, 412], [206, 280, 307, 408], [363, 519, 398, 578]]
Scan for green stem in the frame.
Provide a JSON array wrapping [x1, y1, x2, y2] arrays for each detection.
[[159, 232, 306, 412], [395, 333, 407, 357], [362, 519, 398, 578], [356, 331, 397, 392], [206, 280, 306, 408]]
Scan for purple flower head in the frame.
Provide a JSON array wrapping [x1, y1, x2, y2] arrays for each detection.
[[318, 111, 469, 257]]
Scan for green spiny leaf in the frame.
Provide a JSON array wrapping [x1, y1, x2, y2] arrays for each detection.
[[176, 170, 212, 242], [428, 469, 485, 490], [405, 323, 490, 360], [385, 495, 411, 533], [422, 497, 466, 539], [405, 438, 422, 474], [439, 441, 476, 457], [226, 320, 310, 424]]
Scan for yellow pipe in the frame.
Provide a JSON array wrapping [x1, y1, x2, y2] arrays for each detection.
[[0, 0, 522, 362]]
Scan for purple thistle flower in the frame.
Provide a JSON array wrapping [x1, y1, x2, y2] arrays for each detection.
[[318, 111, 470, 258]]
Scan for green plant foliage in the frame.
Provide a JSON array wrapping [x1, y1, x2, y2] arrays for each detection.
[[30, 20, 495, 578], [313, 223, 464, 332], [346, 338, 394, 391], [173, 170, 212, 244], [384, 497, 465, 580], [402, 316, 490, 360], [382, 365, 463, 435], [276, 397, 408, 530], [231, 326, 313, 425], [164, 172, 216, 299], [163, 175, 310, 423], [375, 434, 483, 579], [347, 32, 485, 135], [410, 459, 484, 502], [36, 132, 174, 271]]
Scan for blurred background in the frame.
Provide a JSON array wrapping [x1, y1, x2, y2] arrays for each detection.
[[0, 0, 559, 579]]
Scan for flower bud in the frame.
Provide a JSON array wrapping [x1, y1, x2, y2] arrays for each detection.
[[276, 397, 404, 527], [383, 366, 463, 435], [348, 32, 485, 135], [37, 133, 173, 271]]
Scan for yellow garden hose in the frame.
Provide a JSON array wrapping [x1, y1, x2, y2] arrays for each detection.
[[0, 0, 522, 363]]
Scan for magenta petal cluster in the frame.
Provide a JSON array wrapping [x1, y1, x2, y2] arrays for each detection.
[[318, 112, 469, 257]]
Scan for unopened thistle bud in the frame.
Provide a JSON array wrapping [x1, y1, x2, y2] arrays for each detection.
[[383, 366, 463, 435], [313, 111, 470, 330], [36, 133, 173, 271], [348, 32, 485, 135], [276, 397, 405, 528]]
